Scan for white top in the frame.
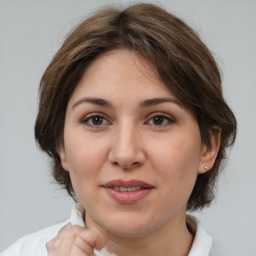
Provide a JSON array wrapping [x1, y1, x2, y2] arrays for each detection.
[[0, 204, 227, 256]]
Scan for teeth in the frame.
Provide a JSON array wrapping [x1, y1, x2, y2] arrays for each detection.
[[129, 186, 142, 192], [113, 186, 142, 192]]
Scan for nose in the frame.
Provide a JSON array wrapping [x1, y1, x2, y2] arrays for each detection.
[[108, 122, 146, 170]]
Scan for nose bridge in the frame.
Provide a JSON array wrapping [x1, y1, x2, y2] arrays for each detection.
[[115, 120, 138, 156], [110, 119, 144, 169]]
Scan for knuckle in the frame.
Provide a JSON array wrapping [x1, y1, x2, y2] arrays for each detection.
[[73, 236, 94, 255], [71, 225, 83, 232], [46, 238, 61, 251], [46, 241, 52, 251], [58, 223, 72, 233], [46, 239, 55, 250], [57, 225, 84, 239], [46, 225, 96, 255]]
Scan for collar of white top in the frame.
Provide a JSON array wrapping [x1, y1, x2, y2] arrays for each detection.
[[186, 214, 213, 256], [69, 203, 212, 256]]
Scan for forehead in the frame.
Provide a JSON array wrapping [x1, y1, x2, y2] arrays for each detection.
[[68, 49, 177, 104]]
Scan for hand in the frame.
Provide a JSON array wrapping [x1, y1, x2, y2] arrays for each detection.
[[47, 224, 106, 256]]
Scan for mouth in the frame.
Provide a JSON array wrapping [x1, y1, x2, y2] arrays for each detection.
[[102, 179, 154, 204], [110, 186, 144, 192]]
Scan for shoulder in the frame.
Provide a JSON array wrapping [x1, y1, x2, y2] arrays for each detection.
[[0, 220, 69, 256], [186, 214, 230, 256], [209, 240, 230, 256], [1, 204, 85, 256]]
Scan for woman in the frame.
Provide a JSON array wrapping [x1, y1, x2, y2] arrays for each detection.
[[1, 3, 236, 256]]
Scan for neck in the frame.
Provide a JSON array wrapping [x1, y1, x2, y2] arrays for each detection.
[[86, 212, 194, 256]]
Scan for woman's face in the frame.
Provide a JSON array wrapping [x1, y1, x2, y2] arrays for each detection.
[[58, 49, 212, 238]]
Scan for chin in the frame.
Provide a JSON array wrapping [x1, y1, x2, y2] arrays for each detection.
[[107, 224, 151, 238], [97, 213, 156, 238]]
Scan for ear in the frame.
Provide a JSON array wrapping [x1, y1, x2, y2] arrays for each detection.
[[198, 127, 221, 174], [57, 144, 70, 172]]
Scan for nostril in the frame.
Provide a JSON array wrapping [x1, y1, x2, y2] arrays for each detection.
[[108, 143, 146, 169], [113, 161, 141, 169]]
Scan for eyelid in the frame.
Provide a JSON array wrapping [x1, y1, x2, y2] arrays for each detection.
[[145, 112, 176, 126], [80, 112, 111, 126], [146, 112, 175, 121]]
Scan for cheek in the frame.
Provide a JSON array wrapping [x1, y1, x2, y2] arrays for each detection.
[[64, 136, 109, 204], [64, 133, 109, 179], [150, 135, 201, 192]]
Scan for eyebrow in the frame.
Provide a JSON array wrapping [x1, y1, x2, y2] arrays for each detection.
[[140, 97, 182, 107], [72, 97, 113, 109], [72, 96, 182, 109]]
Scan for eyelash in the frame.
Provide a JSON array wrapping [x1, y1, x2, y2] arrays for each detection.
[[81, 113, 110, 127], [80, 113, 175, 128], [145, 114, 175, 127]]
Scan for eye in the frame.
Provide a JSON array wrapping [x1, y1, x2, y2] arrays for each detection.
[[147, 114, 174, 126], [81, 114, 110, 127]]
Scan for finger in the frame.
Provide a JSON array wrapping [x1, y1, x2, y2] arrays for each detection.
[[47, 237, 74, 256], [46, 225, 78, 256], [46, 223, 74, 251], [70, 235, 95, 256], [87, 228, 107, 251], [70, 229, 106, 254], [56, 223, 106, 249], [46, 224, 107, 256], [56, 223, 73, 235]]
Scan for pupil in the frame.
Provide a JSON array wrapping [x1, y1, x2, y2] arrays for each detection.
[[93, 116, 103, 125], [153, 116, 163, 125]]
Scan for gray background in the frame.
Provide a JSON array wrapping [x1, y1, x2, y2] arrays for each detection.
[[0, 0, 255, 255]]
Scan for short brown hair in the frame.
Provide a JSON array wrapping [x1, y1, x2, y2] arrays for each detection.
[[35, 3, 236, 211]]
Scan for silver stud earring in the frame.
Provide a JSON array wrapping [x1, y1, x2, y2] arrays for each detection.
[[204, 166, 208, 171]]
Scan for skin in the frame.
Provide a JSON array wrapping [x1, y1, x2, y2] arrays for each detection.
[[53, 49, 220, 256]]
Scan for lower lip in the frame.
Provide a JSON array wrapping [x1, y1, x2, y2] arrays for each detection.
[[104, 187, 152, 204]]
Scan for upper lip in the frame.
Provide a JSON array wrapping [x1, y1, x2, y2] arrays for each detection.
[[103, 179, 154, 189]]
